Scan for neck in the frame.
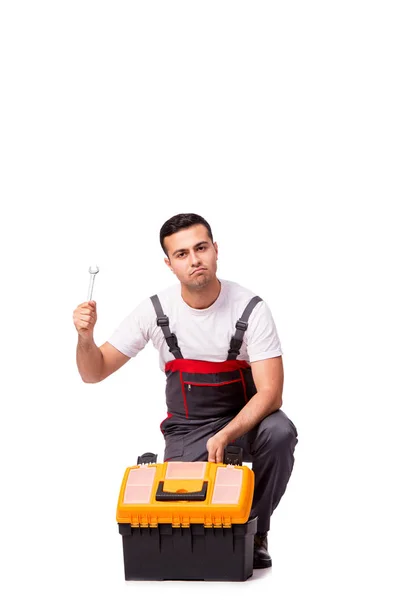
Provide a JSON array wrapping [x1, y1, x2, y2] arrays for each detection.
[[181, 278, 221, 309]]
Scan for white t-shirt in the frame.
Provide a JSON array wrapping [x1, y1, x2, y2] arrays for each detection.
[[107, 278, 282, 372]]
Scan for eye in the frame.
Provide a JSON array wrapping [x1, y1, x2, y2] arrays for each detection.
[[178, 252, 186, 258]]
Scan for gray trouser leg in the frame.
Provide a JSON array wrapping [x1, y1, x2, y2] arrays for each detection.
[[163, 409, 298, 534], [241, 409, 298, 533]]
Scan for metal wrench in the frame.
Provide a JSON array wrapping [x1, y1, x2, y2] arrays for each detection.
[[87, 265, 99, 301]]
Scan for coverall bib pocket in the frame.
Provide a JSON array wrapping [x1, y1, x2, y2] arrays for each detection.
[[183, 379, 245, 418]]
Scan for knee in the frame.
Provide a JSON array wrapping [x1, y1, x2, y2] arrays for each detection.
[[255, 410, 298, 451]]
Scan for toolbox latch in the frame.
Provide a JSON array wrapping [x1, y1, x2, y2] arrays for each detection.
[[137, 452, 158, 465], [223, 445, 243, 466]]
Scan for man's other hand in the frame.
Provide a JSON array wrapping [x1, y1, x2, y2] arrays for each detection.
[[206, 430, 229, 463]]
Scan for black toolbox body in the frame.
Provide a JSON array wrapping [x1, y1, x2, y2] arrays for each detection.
[[118, 517, 257, 581]]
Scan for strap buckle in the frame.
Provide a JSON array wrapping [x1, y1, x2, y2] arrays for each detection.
[[228, 336, 242, 359], [157, 316, 169, 327], [235, 319, 248, 332], [166, 333, 179, 346]]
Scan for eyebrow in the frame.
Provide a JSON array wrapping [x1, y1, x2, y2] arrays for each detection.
[[172, 241, 209, 257]]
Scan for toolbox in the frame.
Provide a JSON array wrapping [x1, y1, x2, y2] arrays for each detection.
[[116, 448, 257, 581]]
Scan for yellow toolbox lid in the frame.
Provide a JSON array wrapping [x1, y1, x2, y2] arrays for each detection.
[[116, 461, 254, 527]]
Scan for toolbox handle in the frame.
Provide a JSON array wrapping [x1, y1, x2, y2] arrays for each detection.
[[155, 481, 208, 501]]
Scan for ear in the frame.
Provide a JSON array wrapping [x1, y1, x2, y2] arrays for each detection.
[[214, 241, 218, 259], [164, 257, 174, 272]]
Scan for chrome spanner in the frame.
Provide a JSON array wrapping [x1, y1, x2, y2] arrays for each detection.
[[87, 265, 99, 301]]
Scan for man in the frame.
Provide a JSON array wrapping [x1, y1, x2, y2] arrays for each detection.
[[73, 213, 298, 569]]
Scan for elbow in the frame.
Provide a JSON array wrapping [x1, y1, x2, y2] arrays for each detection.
[[260, 388, 282, 412], [274, 391, 283, 410], [268, 393, 282, 413]]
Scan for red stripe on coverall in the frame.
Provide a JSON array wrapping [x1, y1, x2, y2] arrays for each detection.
[[179, 371, 189, 418], [165, 358, 250, 374], [239, 369, 249, 403]]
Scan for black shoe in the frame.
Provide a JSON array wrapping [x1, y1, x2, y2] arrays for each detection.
[[253, 532, 272, 569]]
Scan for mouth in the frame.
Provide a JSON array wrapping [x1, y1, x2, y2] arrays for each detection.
[[191, 268, 206, 275]]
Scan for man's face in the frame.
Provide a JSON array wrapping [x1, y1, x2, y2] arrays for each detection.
[[164, 224, 218, 289]]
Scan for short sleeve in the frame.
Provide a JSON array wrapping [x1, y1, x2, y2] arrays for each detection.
[[245, 300, 283, 362], [107, 299, 151, 358]]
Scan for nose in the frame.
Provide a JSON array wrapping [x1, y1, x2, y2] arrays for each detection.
[[189, 250, 201, 266]]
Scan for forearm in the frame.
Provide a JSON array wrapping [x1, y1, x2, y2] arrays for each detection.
[[221, 390, 282, 442], [76, 336, 104, 383]]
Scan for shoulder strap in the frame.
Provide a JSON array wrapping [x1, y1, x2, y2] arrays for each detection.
[[227, 296, 263, 360], [150, 295, 184, 359]]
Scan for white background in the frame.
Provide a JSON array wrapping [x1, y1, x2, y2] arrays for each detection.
[[1, 1, 399, 598]]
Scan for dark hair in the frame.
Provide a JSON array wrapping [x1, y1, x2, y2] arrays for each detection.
[[160, 213, 214, 257]]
